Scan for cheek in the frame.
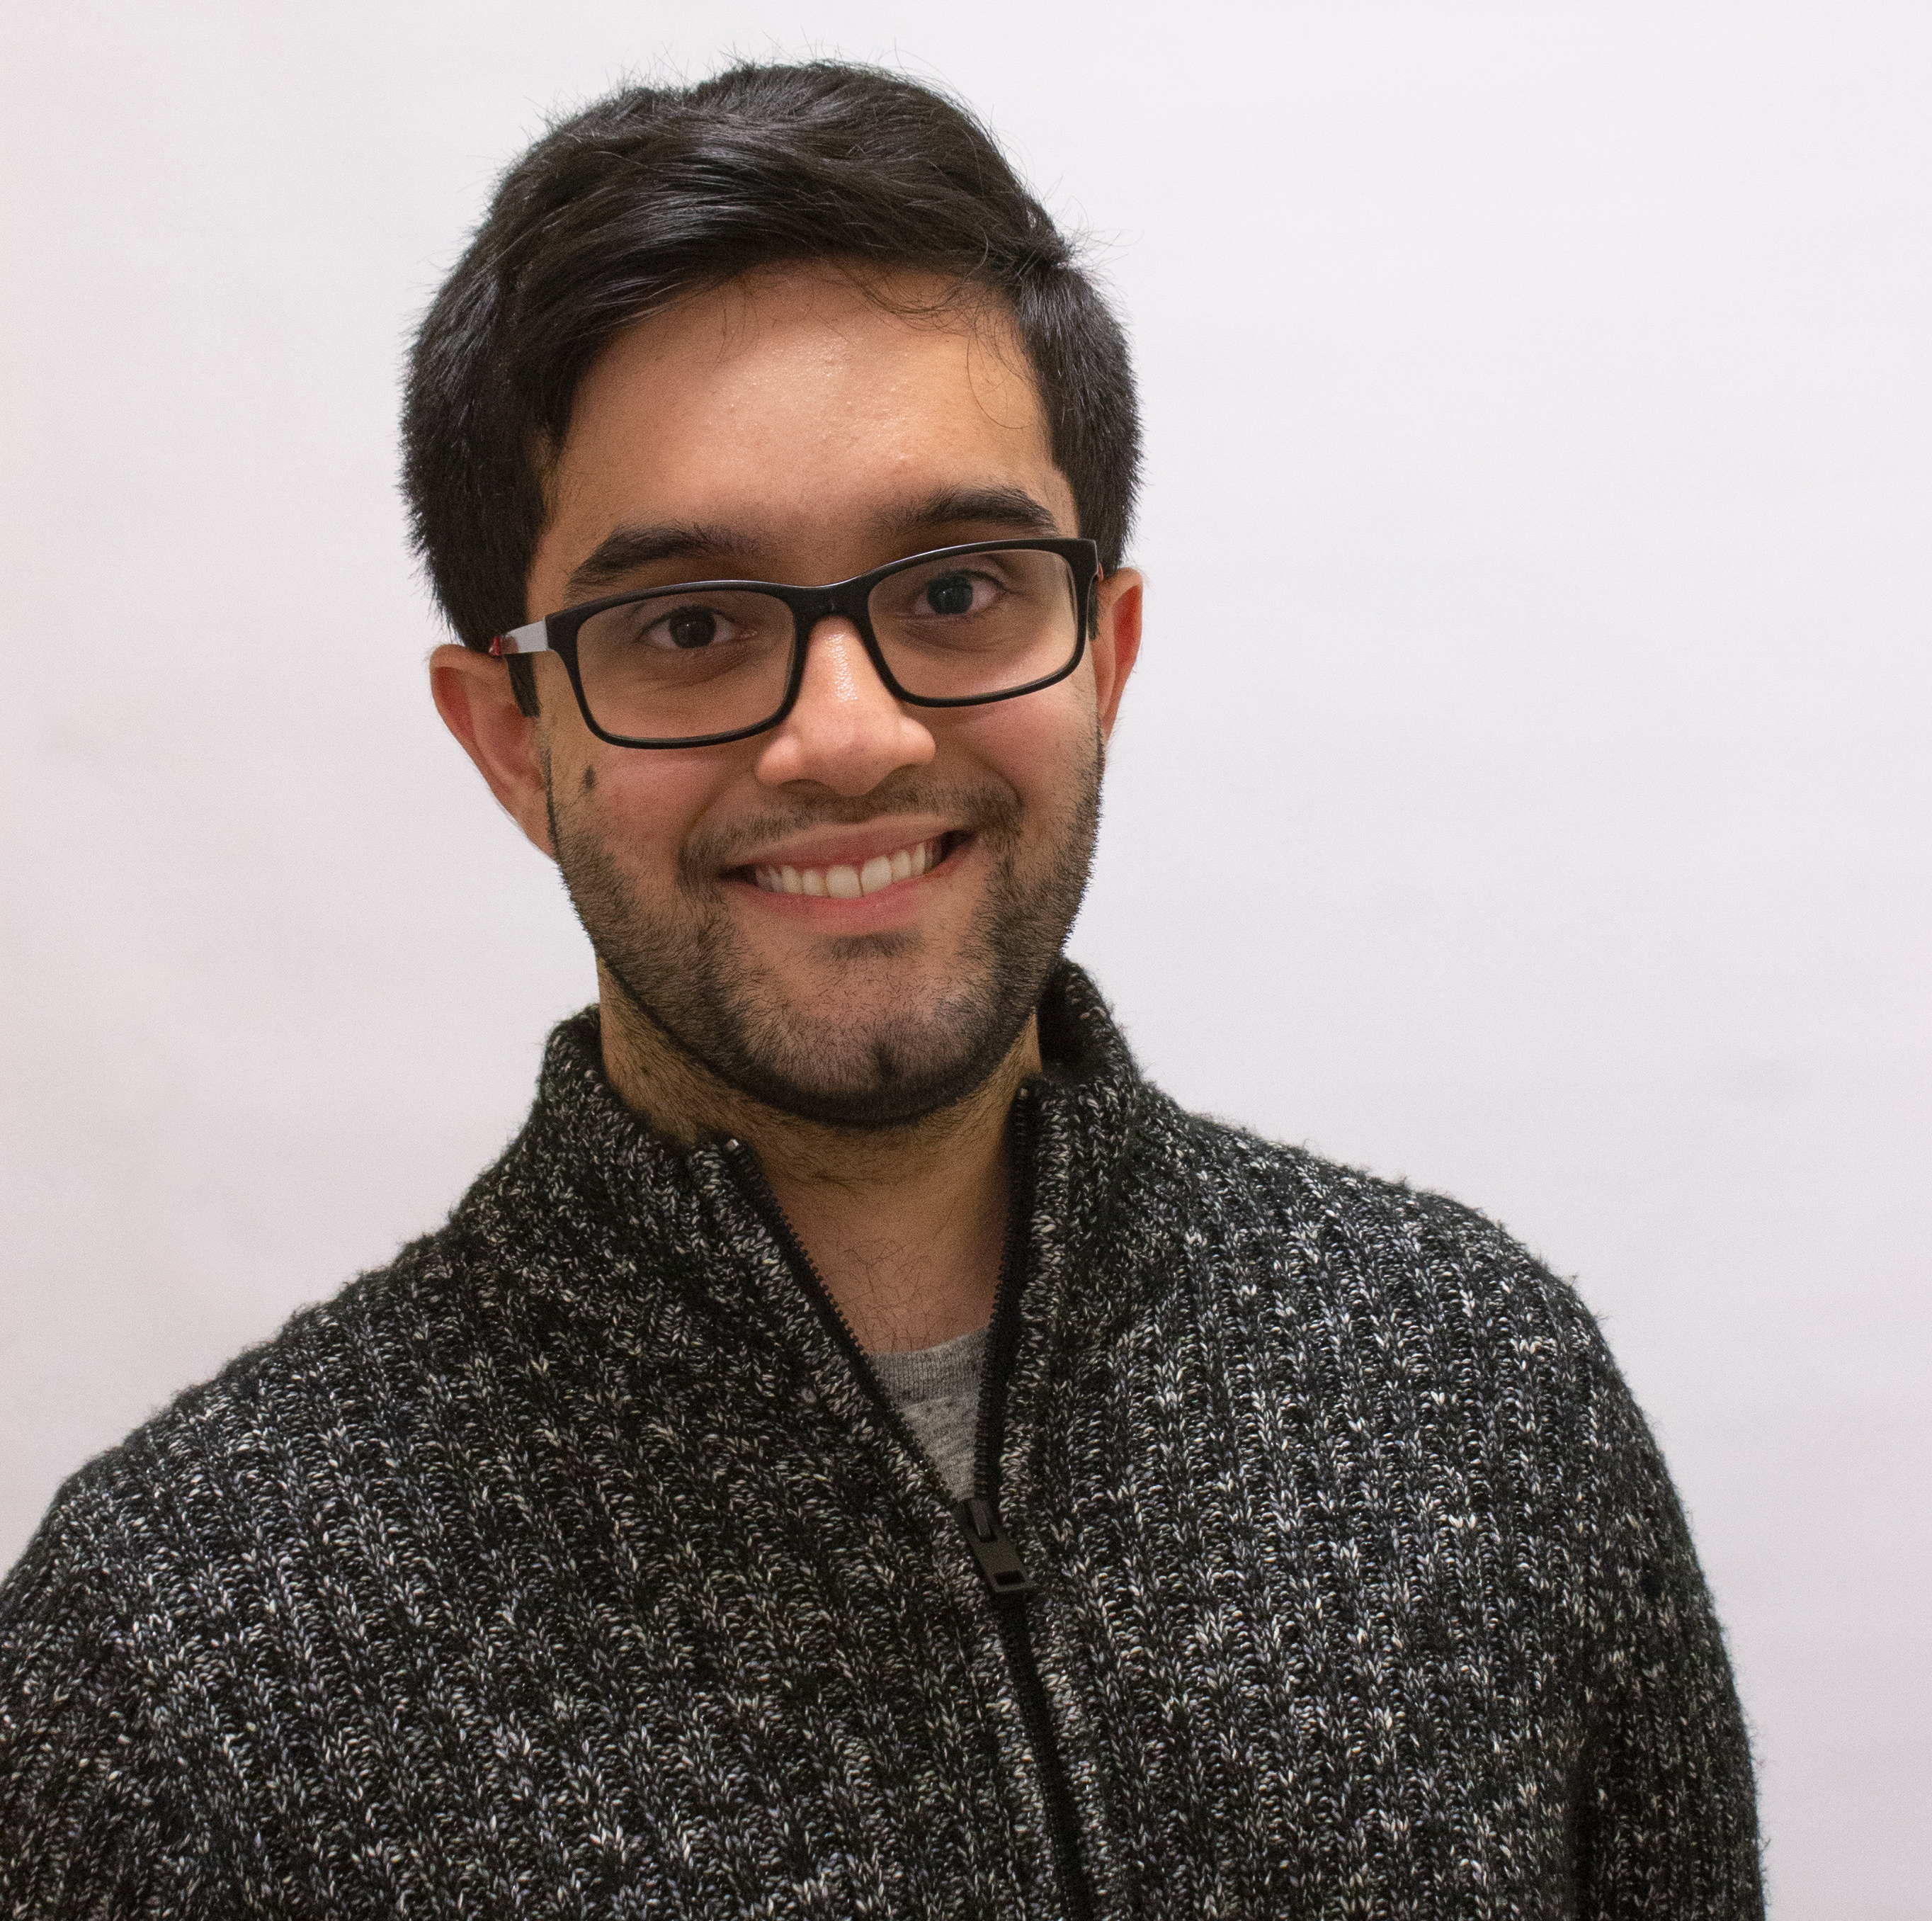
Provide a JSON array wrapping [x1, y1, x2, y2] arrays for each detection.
[[562, 748, 733, 873], [945, 681, 1098, 812]]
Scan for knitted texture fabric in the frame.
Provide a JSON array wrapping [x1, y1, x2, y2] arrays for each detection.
[[0, 965, 1761, 1916]]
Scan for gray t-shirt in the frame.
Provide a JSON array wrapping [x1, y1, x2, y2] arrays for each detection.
[[868, 1325, 987, 1499]]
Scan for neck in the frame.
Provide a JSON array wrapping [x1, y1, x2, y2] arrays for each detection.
[[596, 965, 1042, 1354]]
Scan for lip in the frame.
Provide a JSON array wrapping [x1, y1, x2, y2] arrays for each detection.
[[720, 814, 963, 877], [724, 831, 972, 929]]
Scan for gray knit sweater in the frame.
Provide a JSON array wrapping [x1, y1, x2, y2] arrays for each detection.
[[0, 965, 1761, 1916]]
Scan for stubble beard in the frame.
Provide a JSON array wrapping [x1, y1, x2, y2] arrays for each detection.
[[547, 737, 1102, 1130]]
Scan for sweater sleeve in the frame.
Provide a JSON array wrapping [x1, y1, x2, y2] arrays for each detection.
[[0, 1502, 184, 1916], [1567, 1327, 1764, 1918]]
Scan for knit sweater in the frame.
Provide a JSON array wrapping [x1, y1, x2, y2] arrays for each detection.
[[0, 965, 1761, 1917]]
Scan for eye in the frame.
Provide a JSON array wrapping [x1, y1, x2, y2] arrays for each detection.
[[921, 570, 994, 617], [644, 605, 732, 650]]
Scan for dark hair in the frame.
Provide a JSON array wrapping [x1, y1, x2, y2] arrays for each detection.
[[401, 60, 1140, 669]]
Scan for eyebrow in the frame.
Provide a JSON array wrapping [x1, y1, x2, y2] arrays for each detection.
[[561, 485, 1066, 602], [562, 523, 739, 602], [885, 485, 1063, 541]]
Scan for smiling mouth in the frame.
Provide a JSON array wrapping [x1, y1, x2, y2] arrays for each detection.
[[741, 832, 967, 899]]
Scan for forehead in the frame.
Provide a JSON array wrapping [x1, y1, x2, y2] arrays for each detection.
[[540, 266, 1068, 568]]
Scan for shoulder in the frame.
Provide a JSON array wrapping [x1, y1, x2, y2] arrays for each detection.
[[2, 1225, 463, 1646], [1128, 1092, 1622, 1404], [1137, 1093, 1567, 1286], [1122, 1097, 1695, 1582], [0, 1235, 404, 1883]]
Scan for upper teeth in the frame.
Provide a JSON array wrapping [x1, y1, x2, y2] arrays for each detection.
[[751, 838, 943, 898]]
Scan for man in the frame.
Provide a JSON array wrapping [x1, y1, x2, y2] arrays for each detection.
[[0, 61, 1761, 1917]]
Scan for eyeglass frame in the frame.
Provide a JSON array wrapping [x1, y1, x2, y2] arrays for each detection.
[[487, 536, 1103, 749]]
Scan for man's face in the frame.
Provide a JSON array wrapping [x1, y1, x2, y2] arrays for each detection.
[[458, 267, 1140, 1127]]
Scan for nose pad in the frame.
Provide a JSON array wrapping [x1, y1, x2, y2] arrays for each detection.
[[752, 616, 935, 794]]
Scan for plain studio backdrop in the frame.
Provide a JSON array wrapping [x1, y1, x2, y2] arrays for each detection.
[[2, 1, 1926, 1910]]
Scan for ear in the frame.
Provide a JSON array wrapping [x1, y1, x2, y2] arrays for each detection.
[[429, 645, 556, 856], [1089, 567, 1144, 740]]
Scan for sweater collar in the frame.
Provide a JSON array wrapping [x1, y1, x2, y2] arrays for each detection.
[[439, 961, 1161, 1534], [470, 958, 1152, 1342]]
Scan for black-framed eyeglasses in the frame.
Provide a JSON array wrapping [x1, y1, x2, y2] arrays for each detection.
[[489, 537, 1101, 749]]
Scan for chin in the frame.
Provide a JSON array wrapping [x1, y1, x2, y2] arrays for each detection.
[[701, 990, 1035, 1131], [560, 749, 1099, 1133]]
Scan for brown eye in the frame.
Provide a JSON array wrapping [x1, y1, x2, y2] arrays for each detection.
[[662, 608, 720, 650], [923, 571, 979, 616]]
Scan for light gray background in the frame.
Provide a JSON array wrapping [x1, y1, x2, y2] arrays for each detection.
[[3, 3, 1926, 1911]]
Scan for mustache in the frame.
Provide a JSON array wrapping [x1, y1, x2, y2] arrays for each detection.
[[676, 776, 1025, 885]]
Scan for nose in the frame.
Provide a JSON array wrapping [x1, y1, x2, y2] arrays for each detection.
[[752, 616, 935, 795]]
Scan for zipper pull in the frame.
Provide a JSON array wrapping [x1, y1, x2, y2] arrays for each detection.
[[955, 1496, 1037, 1604]]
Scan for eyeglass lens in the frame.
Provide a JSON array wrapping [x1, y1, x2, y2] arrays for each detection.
[[571, 546, 1081, 742]]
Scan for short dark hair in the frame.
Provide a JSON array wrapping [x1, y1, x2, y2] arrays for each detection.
[[402, 60, 1140, 662]]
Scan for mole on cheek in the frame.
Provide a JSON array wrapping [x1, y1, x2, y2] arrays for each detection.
[[581, 766, 597, 794]]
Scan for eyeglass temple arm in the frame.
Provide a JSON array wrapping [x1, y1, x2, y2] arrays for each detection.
[[487, 620, 552, 657]]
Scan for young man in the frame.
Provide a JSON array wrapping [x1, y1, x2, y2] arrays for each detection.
[[0, 63, 1761, 1917]]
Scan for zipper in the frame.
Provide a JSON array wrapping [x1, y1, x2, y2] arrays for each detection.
[[721, 1094, 1095, 1920]]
